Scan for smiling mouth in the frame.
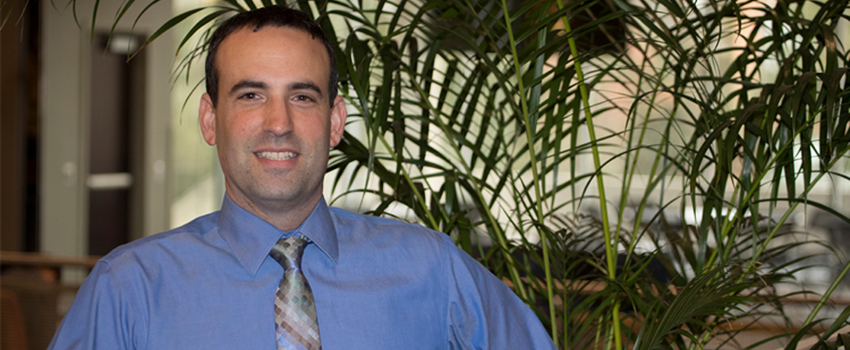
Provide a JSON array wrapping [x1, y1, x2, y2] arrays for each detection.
[[255, 151, 298, 161]]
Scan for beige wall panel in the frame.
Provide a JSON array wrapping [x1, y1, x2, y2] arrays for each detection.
[[40, 0, 173, 257]]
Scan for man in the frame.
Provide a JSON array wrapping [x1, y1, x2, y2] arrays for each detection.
[[48, 6, 556, 349]]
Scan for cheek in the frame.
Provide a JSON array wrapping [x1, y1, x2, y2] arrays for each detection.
[[292, 121, 325, 143], [220, 117, 255, 143]]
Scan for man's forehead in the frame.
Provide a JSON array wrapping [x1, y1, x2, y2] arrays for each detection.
[[222, 25, 322, 53], [216, 25, 330, 81]]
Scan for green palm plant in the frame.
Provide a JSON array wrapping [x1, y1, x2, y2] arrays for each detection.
[[43, 0, 850, 348]]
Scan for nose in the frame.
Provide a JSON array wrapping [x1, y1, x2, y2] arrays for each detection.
[[263, 98, 293, 137]]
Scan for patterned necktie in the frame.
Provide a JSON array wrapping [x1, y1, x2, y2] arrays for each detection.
[[270, 235, 321, 350]]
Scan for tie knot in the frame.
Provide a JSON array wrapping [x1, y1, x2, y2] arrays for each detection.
[[270, 235, 309, 269]]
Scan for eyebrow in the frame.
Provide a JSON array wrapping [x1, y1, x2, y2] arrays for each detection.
[[229, 80, 267, 96], [290, 81, 323, 97]]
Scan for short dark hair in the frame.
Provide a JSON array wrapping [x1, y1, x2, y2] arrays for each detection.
[[205, 6, 338, 107]]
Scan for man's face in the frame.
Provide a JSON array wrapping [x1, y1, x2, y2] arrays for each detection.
[[199, 26, 346, 227]]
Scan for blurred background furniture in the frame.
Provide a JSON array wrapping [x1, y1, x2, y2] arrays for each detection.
[[1, 251, 99, 350]]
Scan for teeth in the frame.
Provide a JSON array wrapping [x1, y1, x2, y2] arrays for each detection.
[[256, 151, 297, 161]]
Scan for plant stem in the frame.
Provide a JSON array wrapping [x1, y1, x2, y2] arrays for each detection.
[[498, 0, 556, 338], [802, 257, 850, 326], [554, 0, 618, 348]]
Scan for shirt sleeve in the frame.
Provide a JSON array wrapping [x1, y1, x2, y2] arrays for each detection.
[[47, 260, 146, 350], [445, 242, 557, 350]]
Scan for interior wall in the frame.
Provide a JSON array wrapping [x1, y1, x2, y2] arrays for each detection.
[[39, 0, 173, 258]]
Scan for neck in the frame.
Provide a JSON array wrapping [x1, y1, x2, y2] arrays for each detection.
[[226, 191, 322, 232]]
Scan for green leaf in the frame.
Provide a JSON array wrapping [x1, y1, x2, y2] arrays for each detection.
[[146, 7, 206, 44], [176, 9, 231, 55]]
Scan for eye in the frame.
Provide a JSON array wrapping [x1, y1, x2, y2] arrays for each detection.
[[239, 92, 259, 100], [294, 95, 314, 102]]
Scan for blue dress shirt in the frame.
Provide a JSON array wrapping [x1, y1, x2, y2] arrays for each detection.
[[48, 196, 556, 349]]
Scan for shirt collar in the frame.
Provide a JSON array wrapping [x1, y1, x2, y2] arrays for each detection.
[[218, 195, 340, 276]]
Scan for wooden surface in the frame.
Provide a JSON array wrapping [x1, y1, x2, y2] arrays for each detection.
[[0, 251, 100, 268]]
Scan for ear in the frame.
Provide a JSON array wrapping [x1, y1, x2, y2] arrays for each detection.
[[329, 96, 347, 147], [199, 93, 217, 145]]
